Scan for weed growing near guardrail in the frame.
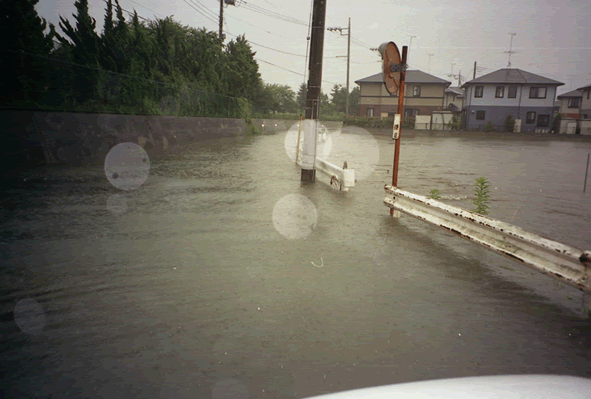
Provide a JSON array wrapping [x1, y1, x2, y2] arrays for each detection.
[[472, 177, 491, 215], [429, 189, 441, 200]]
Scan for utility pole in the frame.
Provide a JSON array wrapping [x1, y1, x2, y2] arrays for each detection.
[[427, 53, 433, 74], [473, 61, 476, 79], [219, 0, 224, 40], [327, 18, 351, 115], [219, 0, 236, 41], [301, 0, 328, 182], [346, 17, 351, 116]]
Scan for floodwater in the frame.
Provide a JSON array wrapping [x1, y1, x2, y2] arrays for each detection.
[[2, 126, 591, 399]]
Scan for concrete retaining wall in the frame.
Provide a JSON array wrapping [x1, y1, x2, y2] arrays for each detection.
[[0, 111, 345, 168], [0, 111, 248, 167], [251, 119, 343, 134]]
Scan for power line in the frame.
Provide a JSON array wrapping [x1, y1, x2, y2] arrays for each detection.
[[222, 9, 293, 40], [101, 0, 151, 21], [126, 0, 166, 18], [183, 0, 219, 26], [224, 31, 306, 57], [256, 58, 337, 86], [188, 0, 219, 21], [238, 2, 308, 27]]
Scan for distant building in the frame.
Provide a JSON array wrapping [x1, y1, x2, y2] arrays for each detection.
[[557, 89, 582, 119], [354, 71, 451, 117], [577, 83, 591, 120], [461, 69, 564, 132], [575, 83, 591, 135], [443, 86, 464, 114]]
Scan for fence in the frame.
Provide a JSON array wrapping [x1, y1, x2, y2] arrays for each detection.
[[0, 48, 248, 118], [384, 185, 591, 295]]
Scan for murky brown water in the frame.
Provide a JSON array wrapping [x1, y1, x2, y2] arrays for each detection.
[[2, 128, 591, 399]]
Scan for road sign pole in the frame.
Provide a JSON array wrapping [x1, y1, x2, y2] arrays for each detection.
[[390, 45, 408, 216]]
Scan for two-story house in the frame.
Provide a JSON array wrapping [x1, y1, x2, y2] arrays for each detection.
[[354, 71, 451, 117], [443, 87, 464, 113], [461, 69, 564, 132], [557, 89, 582, 119], [578, 83, 591, 120], [576, 83, 591, 135]]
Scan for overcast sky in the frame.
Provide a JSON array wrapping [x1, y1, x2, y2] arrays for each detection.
[[37, 0, 591, 96]]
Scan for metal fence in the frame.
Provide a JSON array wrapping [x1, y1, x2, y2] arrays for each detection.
[[384, 185, 591, 295], [0, 49, 248, 118]]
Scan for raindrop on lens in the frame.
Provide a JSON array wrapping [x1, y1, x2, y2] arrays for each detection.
[[14, 298, 46, 336], [104, 142, 150, 190], [272, 194, 318, 240]]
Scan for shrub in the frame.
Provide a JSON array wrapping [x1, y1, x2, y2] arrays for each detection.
[[483, 121, 496, 132], [504, 115, 515, 132]]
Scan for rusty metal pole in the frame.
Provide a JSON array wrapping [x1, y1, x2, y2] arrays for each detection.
[[390, 46, 408, 216]]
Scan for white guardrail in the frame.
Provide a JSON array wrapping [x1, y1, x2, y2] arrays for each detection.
[[316, 158, 355, 191], [384, 185, 591, 294]]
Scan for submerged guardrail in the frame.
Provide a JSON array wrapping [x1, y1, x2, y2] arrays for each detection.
[[315, 158, 355, 191], [384, 185, 591, 295]]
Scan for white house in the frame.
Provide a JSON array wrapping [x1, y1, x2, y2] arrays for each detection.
[[461, 69, 564, 132]]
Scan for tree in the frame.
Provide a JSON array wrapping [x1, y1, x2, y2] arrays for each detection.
[[56, 0, 102, 103], [349, 86, 360, 115], [0, 0, 56, 104], [254, 83, 297, 114], [224, 35, 261, 102], [330, 84, 347, 114], [296, 82, 307, 110]]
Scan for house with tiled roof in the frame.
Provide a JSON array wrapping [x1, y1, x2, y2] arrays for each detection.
[[354, 71, 451, 118], [461, 69, 564, 132], [557, 89, 582, 119]]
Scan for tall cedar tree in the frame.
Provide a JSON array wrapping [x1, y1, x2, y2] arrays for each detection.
[[0, 0, 56, 104], [56, 0, 101, 103], [224, 35, 261, 102]]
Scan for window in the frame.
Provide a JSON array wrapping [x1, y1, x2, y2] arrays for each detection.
[[413, 85, 421, 97], [387, 112, 395, 117], [495, 86, 504, 98], [476, 110, 485, 120], [526, 111, 536, 123], [537, 115, 550, 127], [474, 86, 483, 98], [587, 91, 590, 100], [404, 109, 418, 117], [366, 108, 374, 117], [568, 98, 580, 108], [529, 87, 547, 99], [508, 86, 518, 98]]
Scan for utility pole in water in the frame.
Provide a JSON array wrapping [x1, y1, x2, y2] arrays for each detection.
[[301, 0, 328, 182]]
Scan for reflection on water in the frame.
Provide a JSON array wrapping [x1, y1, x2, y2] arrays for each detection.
[[1, 130, 591, 398]]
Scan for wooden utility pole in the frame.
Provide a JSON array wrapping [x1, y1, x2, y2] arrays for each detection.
[[301, 0, 328, 182], [328, 18, 351, 116], [219, 0, 224, 40], [473, 61, 477, 80], [346, 17, 351, 116]]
